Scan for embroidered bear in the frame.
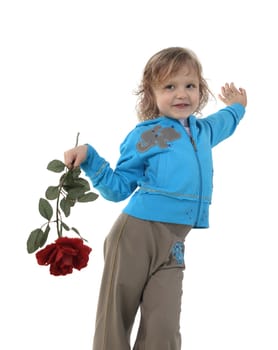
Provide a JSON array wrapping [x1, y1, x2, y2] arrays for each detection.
[[136, 125, 181, 152]]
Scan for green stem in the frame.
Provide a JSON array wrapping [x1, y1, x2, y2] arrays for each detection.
[[56, 172, 68, 237], [75, 132, 80, 147], [56, 187, 62, 237], [56, 132, 80, 238]]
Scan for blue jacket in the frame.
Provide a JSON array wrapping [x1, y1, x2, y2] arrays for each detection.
[[81, 103, 245, 228]]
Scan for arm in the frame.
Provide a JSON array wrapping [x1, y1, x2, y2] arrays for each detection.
[[201, 83, 247, 147], [64, 132, 144, 202]]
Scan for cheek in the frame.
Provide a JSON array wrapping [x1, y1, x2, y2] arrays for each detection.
[[154, 95, 164, 108], [157, 92, 170, 103], [192, 92, 200, 104], [156, 98, 169, 113]]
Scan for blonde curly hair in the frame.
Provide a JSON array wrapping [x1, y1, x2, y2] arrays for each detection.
[[135, 47, 214, 121]]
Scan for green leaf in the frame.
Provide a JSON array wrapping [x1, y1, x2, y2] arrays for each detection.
[[63, 167, 81, 184], [78, 192, 99, 202], [61, 221, 70, 231], [71, 227, 88, 242], [70, 166, 81, 178], [62, 170, 82, 190], [39, 198, 53, 221], [72, 227, 88, 242], [73, 177, 90, 192], [27, 228, 44, 253], [47, 159, 65, 173], [59, 172, 67, 185], [45, 186, 59, 200], [40, 224, 51, 247], [67, 187, 86, 200], [60, 197, 71, 217], [71, 227, 80, 234]]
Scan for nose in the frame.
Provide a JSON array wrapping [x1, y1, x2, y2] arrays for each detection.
[[176, 87, 188, 99]]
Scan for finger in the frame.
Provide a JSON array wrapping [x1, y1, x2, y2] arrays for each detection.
[[230, 82, 238, 93], [221, 85, 226, 95], [239, 87, 247, 103], [64, 151, 75, 169], [222, 82, 233, 95], [73, 155, 83, 168], [239, 87, 246, 95], [218, 93, 226, 102]]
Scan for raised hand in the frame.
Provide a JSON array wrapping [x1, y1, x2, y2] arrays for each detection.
[[218, 82, 247, 107]]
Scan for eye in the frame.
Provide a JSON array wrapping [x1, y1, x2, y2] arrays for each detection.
[[164, 84, 175, 90], [186, 83, 196, 89]]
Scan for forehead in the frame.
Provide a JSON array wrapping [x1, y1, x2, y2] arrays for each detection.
[[172, 64, 197, 77], [163, 64, 199, 82]]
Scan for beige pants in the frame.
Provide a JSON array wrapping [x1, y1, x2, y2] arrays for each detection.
[[93, 213, 192, 350]]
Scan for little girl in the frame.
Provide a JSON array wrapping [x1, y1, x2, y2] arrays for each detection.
[[64, 46, 247, 350]]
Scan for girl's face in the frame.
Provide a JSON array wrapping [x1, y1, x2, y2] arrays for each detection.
[[153, 64, 200, 120]]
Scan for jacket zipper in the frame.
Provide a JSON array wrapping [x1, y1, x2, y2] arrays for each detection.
[[190, 136, 197, 152], [189, 135, 202, 225]]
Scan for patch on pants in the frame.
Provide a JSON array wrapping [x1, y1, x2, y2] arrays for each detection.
[[171, 241, 185, 265]]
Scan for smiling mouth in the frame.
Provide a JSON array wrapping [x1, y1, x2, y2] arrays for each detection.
[[173, 103, 190, 108]]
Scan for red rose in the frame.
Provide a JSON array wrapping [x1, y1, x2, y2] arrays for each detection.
[[36, 237, 92, 276]]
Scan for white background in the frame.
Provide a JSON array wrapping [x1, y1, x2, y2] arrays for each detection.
[[1, 1, 277, 349]]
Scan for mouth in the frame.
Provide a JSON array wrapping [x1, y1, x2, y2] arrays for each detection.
[[173, 103, 190, 108]]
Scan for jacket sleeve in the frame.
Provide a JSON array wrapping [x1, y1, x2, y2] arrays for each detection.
[[202, 103, 246, 147], [80, 131, 144, 202]]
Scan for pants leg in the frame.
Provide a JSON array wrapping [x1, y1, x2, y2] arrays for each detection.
[[133, 261, 186, 350], [92, 213, 191, 350]]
